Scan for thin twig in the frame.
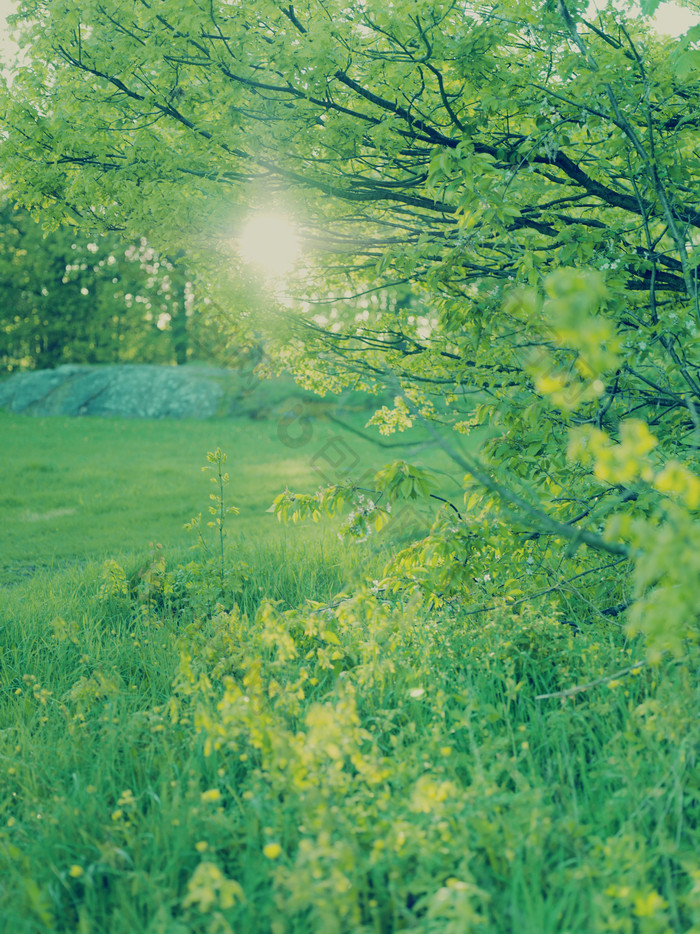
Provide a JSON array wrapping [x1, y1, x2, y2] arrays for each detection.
[[461, 557, 626, 616], [395, 384, 632, 559], [536, 660, 646, 700]]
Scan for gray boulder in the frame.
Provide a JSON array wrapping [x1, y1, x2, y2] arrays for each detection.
[[0, 364, 244, 419]]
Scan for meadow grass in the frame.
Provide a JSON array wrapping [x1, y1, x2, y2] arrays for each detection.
[[1, 554, 698, 933], [0, 411, 698, 933], [0, 408, 456, 583]]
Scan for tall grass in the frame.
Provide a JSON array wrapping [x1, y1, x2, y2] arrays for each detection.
[[1, 540, 698, 933]]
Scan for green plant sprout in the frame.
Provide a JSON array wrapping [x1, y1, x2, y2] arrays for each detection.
[[184, 448, 239, 593]]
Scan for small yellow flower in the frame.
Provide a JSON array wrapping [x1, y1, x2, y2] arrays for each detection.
[[200, 789, 221, 803], [633, 891, 667, 917], [263, 842, 282, 860], [195, 841, 209, 853], [68, 865, 84, 878], [111, 809, 123, 821]]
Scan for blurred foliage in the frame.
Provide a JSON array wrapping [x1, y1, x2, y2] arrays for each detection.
[[0, 197, 210, 371]]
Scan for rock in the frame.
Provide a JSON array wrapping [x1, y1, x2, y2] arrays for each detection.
[[0, 364, 245, 419], [0, 364, 384, 420]]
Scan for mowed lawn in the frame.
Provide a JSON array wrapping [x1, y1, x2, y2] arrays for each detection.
[[0, 407, 458, 582]]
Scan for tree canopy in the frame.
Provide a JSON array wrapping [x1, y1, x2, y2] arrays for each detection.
[[2, 0, 700, 657]]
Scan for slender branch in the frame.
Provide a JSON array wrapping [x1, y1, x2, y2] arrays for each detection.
[[556, 0, 699, 322], [462, 558, 627, 617], [397, 387, 631, 559], [536, 660, 646, 700]]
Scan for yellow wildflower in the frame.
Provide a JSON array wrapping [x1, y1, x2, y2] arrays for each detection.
[[263, 842, 282, 860]]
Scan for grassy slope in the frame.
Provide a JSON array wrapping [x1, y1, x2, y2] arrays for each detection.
[[0, 411, 698, 933]]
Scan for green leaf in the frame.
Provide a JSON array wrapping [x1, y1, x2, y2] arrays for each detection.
[[672, 49, 700, 80]]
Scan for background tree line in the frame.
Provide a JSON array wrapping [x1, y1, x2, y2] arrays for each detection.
[[0, 195, 217, 372]]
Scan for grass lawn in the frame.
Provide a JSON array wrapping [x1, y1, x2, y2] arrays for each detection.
[[0, 408, 460, 583]]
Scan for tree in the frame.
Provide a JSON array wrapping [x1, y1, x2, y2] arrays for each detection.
[[2, 0, 700, 656], [0, 196, 201, 370]]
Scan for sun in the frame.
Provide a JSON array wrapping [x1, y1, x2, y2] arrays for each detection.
[[237, 212, 301, 280]]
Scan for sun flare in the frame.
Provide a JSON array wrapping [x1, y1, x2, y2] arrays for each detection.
[[238, 212, 301, 280]]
